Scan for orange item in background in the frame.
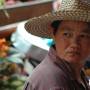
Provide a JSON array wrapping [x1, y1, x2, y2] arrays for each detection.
[[0, 38, 9, 57]]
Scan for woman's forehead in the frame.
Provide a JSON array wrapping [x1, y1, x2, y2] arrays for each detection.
[[58, 20, 90, 32], [59, 20, 87, 26]]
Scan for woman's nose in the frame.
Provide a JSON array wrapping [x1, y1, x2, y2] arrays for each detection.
[[70, 36, 80, 48]]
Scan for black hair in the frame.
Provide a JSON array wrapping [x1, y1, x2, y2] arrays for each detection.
[[85, 22, 90, 33], [87, 22, 90, 28], [51, 20, 62, 35]]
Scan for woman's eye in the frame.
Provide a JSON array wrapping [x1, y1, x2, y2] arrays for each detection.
[[80, 34, 90, 39], [80, 34, 90, 40], [62, 32, 71, 37]]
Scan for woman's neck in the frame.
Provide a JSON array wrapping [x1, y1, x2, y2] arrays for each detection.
[[71, 62, 83, 81]]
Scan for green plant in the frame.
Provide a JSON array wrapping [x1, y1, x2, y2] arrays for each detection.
[[0, 0, 10, 18], [0, 58, 26, 90]]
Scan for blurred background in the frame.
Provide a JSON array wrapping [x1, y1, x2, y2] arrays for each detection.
[[0, 0, 90, 90]]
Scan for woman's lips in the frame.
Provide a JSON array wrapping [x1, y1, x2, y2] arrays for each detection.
[[67, 51, 81, 56]]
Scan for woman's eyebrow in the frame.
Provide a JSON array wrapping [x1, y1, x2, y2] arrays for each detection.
[[60, 26, 72, 31], [82, 29, 90, 33]]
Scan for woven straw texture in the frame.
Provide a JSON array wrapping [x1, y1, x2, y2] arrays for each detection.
[[25, 0, 90, 38]]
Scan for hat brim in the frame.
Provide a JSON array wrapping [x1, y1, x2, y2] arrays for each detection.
[[25, 9, 90, 38]]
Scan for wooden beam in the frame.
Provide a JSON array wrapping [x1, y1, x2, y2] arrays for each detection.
[[0, 1, 52, 26], [0, 27, 16, 38]]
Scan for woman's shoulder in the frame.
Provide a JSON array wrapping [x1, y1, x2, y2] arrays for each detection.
[[28, 59, 67, 84], [24, 59, 71, 90]]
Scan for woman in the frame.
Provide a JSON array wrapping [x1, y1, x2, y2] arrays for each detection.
[[24, 0, 90, 90]]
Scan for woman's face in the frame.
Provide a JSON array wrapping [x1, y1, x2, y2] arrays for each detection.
[[52, 21, 90, 64]]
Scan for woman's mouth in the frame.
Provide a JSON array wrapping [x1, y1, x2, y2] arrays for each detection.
[[67, 51, 81, 56]]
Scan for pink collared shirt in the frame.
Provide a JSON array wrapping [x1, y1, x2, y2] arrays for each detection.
[[23, 47, 90, 90]]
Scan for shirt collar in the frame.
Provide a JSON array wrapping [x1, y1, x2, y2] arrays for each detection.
[[48, 46, 86, 81]]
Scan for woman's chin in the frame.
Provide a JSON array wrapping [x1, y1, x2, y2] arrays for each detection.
[[64, 55, 82, 64]]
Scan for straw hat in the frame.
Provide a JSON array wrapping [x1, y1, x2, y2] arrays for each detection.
[[25, 0, 90, 38]]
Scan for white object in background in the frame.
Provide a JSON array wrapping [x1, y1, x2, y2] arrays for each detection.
[[11, 21, 50, 53], [53, 0, 62, 11]]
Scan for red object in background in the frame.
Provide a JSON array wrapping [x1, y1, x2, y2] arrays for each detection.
[[5, 0, 17, 5], [19, 0, 29, 2], [5, 0, 30, 5]]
